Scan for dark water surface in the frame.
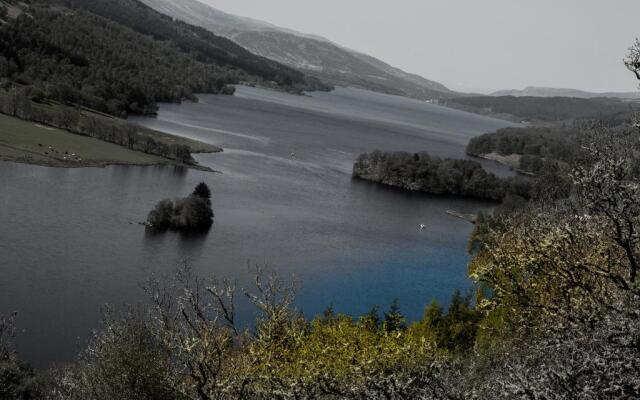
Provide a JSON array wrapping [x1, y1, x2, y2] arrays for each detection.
[[1, 87, 515, 368]]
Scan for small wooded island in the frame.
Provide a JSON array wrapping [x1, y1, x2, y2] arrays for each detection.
[[146, 183, 214, 232], [353, 150, 527, 201]]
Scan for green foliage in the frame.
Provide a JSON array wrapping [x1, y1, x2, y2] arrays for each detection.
[[360, 306, 381, 332], [383, 298, 406, 332], [416, 292, 481, 353]]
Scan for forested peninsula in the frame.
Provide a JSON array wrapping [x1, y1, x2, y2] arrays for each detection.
[[352, 151, 534, 202]]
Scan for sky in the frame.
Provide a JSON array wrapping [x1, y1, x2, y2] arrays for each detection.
[[199, 0, 640, 93]]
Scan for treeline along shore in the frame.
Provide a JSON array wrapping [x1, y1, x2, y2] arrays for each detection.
[[352, 150, 535, 202], [0, 87, 221, 169]]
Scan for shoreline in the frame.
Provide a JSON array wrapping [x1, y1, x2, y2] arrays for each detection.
[[445, 210, 478, 224], [471, 152, 537, 177], [0, 152, 219, 172], [0, 112, 222, 172], [0, 144, 220, 172]]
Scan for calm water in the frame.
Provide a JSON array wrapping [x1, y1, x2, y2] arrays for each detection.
[[1, 87, 515, 368]]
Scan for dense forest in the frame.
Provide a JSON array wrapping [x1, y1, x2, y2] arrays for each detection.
[[466, 126, 578, 159], [0, 0, 327, 117], [466, 126, 580, 174], [444, 94, 640, 122], [352, 150, 537, 202], [465, 111, 640, 175]]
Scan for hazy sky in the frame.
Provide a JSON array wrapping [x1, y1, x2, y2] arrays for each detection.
[[199, 0, 640, 93]]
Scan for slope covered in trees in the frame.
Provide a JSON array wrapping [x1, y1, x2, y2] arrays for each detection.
[[466, 126, 580, 174], [444, 95, 640, 122], [0, 0, 325, 117], [56, 0, 322, 88]]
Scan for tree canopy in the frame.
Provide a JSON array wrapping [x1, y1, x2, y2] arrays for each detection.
[[147, 183, 214, 232]]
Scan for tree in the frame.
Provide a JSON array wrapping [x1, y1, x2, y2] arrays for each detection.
[[171, 144, 192, 164], [0, 56, 8, 78], [146, 184, 214, 233], [178, 196, 213, 231], [0, 313, 16, 362], [0, 314, 42, 400], [572, 127, 640, 286], [55, 309, 178, 400], [146, 199, 174, 230], [383, 298, 405, 332], [360, 306, 381, 332], [192, 183, 211, 201], [624, 38, 640, 82]]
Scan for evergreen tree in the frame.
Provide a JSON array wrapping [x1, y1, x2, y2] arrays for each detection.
[[383, 298, 405, 332], [192, 182, 211, 201], [361, 305, 381, 332]]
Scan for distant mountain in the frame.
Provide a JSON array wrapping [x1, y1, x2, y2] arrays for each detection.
[[491, 86, 640, 99], [141, 0, 457, 100]]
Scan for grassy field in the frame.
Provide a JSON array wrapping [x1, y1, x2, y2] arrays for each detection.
[[0, 113, 170, 168], [78, 105, 221, 154]]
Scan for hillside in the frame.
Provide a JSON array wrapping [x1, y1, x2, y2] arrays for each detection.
[[443, 95, 640, 123], [141, 0, 458, 100], [491, 86, 640, 99], [0, 0, 323, 117]]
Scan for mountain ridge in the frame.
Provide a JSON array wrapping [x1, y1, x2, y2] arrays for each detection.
[[141, 0, 458, 100]]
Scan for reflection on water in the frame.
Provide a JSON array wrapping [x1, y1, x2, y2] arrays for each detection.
[[1, 87, 515, 368], [143, 228, 211, 261]]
